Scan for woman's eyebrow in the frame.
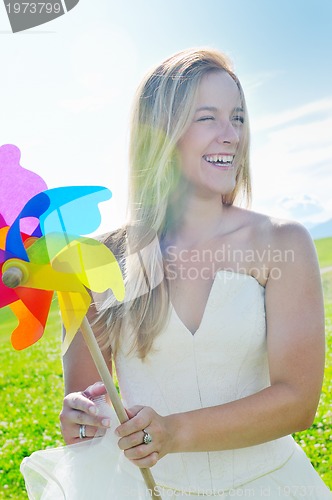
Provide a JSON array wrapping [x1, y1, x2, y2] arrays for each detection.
[[195, 106, 244, 113], [195, 106, 217, 113]]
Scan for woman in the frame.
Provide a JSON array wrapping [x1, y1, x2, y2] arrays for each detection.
[[28, 48, 331, 498]]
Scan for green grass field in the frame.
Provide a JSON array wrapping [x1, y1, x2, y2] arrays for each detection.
[[0, 301, 64, 499], [0, 238, 331, 498], [315, 237, 332, 269]]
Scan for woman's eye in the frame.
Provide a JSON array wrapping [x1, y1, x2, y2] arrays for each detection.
[[232, 115, 244, 124], [196, 116, 214, 122]]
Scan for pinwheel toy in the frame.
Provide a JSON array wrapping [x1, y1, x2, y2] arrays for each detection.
[[0, 145, 158, 499]]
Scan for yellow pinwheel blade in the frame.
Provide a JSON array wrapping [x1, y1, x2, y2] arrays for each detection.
[[58, 290, 91, 354], [51, 237, 125, 300]]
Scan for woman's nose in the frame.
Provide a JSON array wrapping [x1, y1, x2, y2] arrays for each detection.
[[216, 121, 240, 145]]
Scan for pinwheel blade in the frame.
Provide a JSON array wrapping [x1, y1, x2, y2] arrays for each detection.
[[52, 237, 125, 300], [40, 186, 112, 238], [58, 289, 91, 353], [9, 289, 53, 350], [5, 186, 112, 262], [0, 144, 47, 234]]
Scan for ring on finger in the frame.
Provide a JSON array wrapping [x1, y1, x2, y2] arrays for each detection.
[[79, 424, 87, 439], [143, 429, 152, 445]]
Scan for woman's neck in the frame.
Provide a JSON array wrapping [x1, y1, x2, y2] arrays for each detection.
[[165, 191, 228, 249]]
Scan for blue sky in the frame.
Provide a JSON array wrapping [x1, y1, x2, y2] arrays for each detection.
[[0, 0, 331, 233]]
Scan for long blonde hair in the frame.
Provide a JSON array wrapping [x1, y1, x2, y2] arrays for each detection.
[[95, 47, 252, 359]]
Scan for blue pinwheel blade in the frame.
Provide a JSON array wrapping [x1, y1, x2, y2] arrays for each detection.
[[5, 192, 50, 260], [40, 186, 111, 237], [4, 186, 112, 262]]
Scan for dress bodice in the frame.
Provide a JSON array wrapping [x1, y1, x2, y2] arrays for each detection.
[[114, 271, 295, 493]]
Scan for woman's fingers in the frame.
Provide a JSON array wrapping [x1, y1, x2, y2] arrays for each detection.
[[119, 428, 159, 468], [117, 429, 146, 450], [81, 381, 107, 400], [60, 406, 102, 444], [116, 405, 148, 437], [115, 406, 171, 468], [63, 392, 99, 418], [60, 382, 111, 444], [125, 451, 159, 469]]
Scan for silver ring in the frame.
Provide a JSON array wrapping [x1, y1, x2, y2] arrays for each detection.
[[143, 430, 152, 445], [79, 424, 87, 439]]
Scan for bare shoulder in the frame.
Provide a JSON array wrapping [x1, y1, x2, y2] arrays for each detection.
[[235, 207, 315, 253], [259, 214, 316, 261], [227, 207, 319, 282], [251, 212, 319, 281]]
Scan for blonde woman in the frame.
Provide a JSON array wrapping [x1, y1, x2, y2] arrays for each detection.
[[36, 49, 332, 498]]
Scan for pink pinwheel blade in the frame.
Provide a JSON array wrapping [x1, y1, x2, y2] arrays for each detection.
[[0, 144, 47, 233]]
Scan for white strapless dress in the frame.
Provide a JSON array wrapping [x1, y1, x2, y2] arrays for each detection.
[[21, 271, 331, 498]]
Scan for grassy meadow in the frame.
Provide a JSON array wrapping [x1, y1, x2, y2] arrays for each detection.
[[0, 238, 331, 498], [314, 237, 332, 269]]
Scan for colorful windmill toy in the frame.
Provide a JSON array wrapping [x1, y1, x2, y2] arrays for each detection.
[[0, 144, 158, 498]]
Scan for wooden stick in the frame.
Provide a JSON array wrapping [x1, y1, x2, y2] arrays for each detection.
[[2, 266, 160, 499]]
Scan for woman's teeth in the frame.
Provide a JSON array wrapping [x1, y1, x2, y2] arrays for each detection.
[[204, 155, 233, 165]]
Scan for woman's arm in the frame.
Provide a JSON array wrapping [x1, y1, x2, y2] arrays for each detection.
[[116, 223, 326, 467]]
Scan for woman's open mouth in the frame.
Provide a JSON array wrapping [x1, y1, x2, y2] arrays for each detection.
[[203, 154, 234, 169]]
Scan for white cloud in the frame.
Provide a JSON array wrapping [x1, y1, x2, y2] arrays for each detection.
[[241, 70, 282, 95], [251, 97, 332, 132], [251, 98, 332, 224], [280, 195, 323, 217], [258, 117, 332, 175]]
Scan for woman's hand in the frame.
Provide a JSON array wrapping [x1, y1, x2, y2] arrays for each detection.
[[115, 406, 175, 468], [60, 381, 112, 444]]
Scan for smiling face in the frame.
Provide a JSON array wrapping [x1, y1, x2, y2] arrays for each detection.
[[177, 70, 244, 198]]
